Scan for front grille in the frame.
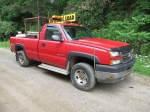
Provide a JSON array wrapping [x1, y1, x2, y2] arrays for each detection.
[[121, 50, 133, 63]]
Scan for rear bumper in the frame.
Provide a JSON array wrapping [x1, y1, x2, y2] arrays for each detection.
[[95, 57, 135, 83]]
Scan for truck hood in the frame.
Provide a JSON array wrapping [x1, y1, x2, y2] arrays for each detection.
[[73, 38, 129, 50]]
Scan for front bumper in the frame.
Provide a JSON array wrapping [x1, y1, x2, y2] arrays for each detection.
[[95, 57, 135, 83]]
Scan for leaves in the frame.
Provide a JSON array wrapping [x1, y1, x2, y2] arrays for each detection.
[[0, 20, 16, 41]]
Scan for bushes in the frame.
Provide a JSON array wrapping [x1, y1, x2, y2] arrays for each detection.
[[0, 20, 16, 41], [92, 0, 150, 55], [64, 0, 109, 30], [92, 19, 150, 55]]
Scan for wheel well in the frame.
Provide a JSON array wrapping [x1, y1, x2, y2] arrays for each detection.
[[15, 45, 24, 61], [69, 56, 94, 72], [15, 46, 23, 52]]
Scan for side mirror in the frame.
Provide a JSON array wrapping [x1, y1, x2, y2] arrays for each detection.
[[51, 35, 64, 42]]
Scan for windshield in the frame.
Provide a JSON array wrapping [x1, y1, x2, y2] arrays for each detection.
[[63, 26, 94, 40]]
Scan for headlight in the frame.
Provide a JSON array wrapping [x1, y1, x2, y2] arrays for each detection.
[[109, 51, 120, 57], [110, 60, 121, 65]]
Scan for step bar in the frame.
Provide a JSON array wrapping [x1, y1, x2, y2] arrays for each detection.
[[38, 63, 67, 75]]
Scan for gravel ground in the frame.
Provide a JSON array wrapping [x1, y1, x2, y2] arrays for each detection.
[[0, 48, 150, 112]]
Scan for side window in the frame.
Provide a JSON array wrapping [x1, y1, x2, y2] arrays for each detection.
[[44, 26, 61, 40]]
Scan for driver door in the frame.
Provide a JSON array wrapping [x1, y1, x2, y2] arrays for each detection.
[[38, 26, 67, 68]]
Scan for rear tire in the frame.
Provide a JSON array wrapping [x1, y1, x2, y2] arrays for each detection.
[[18, 50, 30, 67], [70, 63, 96, 91]]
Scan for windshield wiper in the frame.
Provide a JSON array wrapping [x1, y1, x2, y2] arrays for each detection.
[[73, 37, 86, 40], [73, 37, 93, 40]]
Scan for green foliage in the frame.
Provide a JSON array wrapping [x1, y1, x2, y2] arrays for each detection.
[[140, 43, 150, 55], [0, 40, 10, 49], [0, 20, 16, 41], [64, 0, 109, 30], [92, 19, 150, 54], [92, 0, 150, 55], [0, 0, 33, 32], [134, 55, 150, 76]]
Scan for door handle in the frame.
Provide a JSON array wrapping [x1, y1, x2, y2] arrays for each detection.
[[41, 43, 46, 47]]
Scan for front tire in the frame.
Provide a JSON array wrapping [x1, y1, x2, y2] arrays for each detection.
[[70, 63, 96, 91], [18, 50, 30, 67]]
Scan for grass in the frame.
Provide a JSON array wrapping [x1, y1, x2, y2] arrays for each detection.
[[0, 40, 150, 76], [0, 40, 10, 49], [134, 55, 150, 76]]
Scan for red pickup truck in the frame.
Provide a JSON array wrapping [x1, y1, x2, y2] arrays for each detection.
[[10, 16, 135, 91]]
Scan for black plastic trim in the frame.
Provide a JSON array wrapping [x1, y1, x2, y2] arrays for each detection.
[[15, 44, 25, 51], [110, 45, 132, 52], [96, 57, 135, 73], [66, 52, 100, 65], [15, 44, 27, 61]]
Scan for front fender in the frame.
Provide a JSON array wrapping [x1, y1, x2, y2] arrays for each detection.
[[66, 52, 100, 66]]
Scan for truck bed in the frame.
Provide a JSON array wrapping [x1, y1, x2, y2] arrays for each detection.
[[10, 37, 40, 61]]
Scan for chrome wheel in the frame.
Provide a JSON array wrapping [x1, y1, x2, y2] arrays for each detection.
[[17, 50, 30, 67], [71, 63, 96, 91], [19, 54, 24, 64], [74, 69, 88, 86]]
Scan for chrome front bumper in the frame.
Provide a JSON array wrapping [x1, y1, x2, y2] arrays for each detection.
[[95, 67, 133, 83], [95, 58, 135, 83]]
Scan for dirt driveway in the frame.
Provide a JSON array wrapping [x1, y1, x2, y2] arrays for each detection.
[[0, 48, 150, 112]]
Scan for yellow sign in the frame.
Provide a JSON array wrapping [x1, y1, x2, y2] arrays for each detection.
[[49, 13, 76, 23], [62, 14, 76, 22]]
